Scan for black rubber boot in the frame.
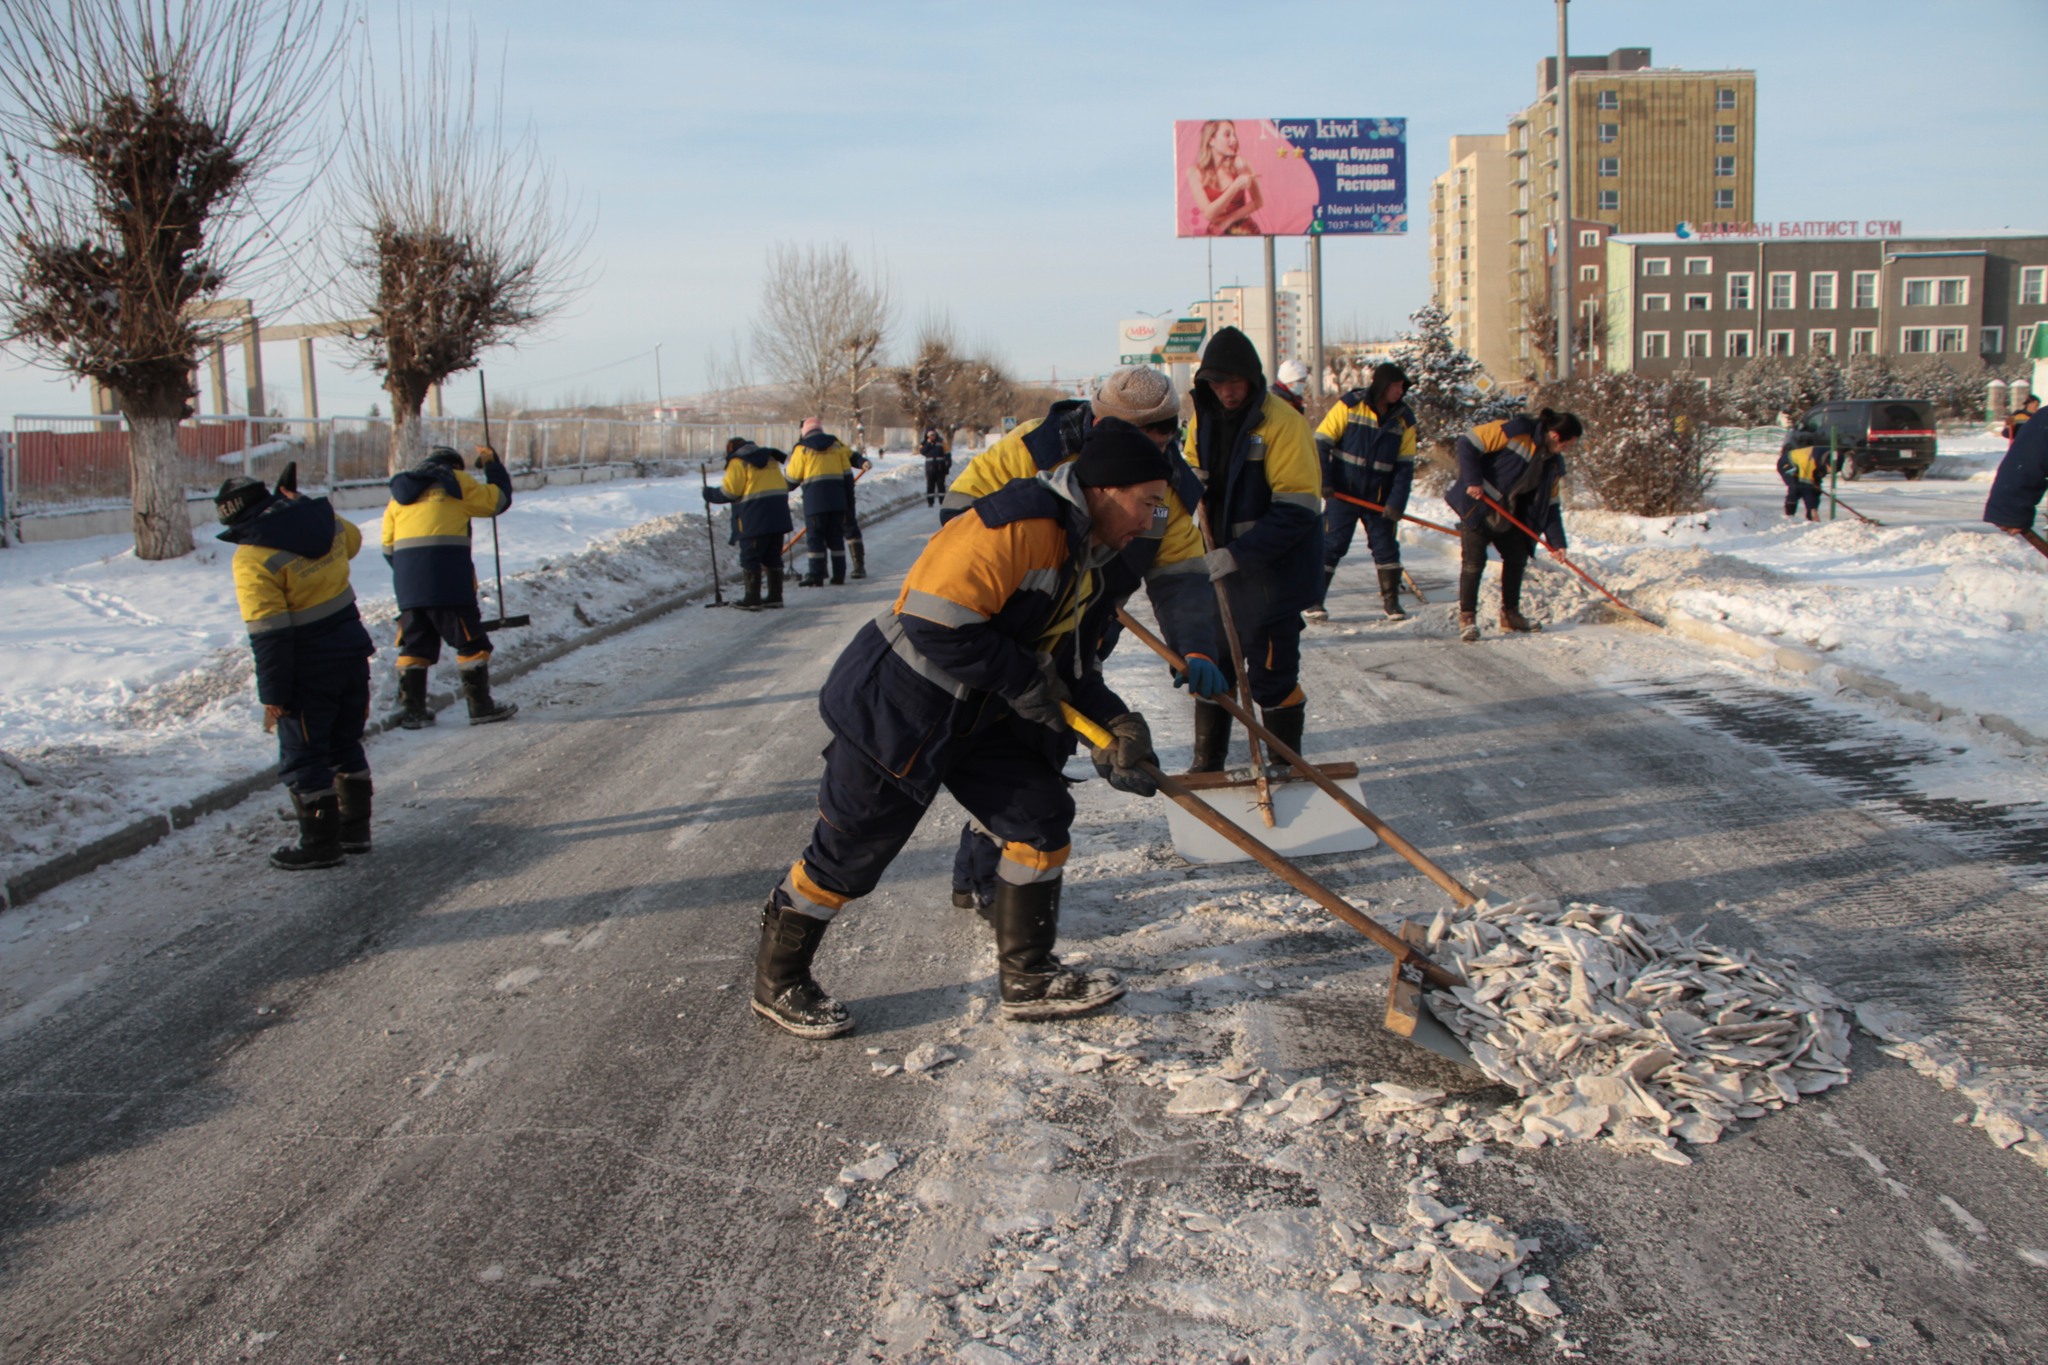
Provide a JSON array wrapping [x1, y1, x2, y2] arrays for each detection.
[[764, 565, 785, 608], [461, 660, 518, 725], [995, 878, 1124, 1021], [1188, 701, 1232, 773], [737, 568, 763, 612], [751, 892, 854, 1038], [1377, 566, 1409, 621], [336, 772, 372, 854], [829, 553, 847, 586], [1259, 701, 1306, 763], [849, 542, 866, 580], [272, 789, 345, 870], [397, 666, 434, 730]]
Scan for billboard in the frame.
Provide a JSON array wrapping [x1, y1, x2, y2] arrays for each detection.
[[1118, 317, 1166, 366], [1173, 118, 1405, 238]]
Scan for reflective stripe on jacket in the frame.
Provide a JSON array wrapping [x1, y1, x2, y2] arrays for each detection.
[[1183, 388, 1324, 623], [787, 433, 855, 514], [705, 445, 793, 541], [380, 461, 511, 609], [1314, 391, 1419, 501]]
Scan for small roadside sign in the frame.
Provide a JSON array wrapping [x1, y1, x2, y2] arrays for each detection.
[[1160, 318, 1207, 359]]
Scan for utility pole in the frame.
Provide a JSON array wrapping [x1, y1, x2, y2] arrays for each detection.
[[653, 343, 664, 415], [1555, 0, 1574, 383]]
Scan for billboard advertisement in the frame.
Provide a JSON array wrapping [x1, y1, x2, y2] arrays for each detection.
[[1117, 317, 1166, 366], [1173, 118, 1406, 238]]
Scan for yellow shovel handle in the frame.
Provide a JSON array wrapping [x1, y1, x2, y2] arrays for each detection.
[[1061, 701, 1113, 749]]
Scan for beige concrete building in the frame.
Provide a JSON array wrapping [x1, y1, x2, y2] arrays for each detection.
[[1429, 134, 1516, 384], [1190, 275, 1309, 375], [1509, 49, 1756, 376]]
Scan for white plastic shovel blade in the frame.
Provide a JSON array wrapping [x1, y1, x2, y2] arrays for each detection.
[[1163, 775, 1380, 864]]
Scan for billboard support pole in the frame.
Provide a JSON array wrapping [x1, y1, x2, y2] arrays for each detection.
[[1263, 235, 1279, 376], [1308, 234, 1325, 403], [1555, 0, 1574, 383]]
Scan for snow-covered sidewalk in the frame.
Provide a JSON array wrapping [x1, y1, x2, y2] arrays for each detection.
[[0, 454, 929, 893]]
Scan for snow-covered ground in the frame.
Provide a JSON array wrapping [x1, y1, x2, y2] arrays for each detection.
[[0, 452, 929, 886]]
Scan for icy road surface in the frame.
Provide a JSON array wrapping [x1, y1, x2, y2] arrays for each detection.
[[1, 503, 2045, 1364]]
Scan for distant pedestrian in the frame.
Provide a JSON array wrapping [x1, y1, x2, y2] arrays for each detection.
[[1272, 358, 1310, 414], [920, 428, 952, 507], [2003, 394, 2039, 442], [703, 436, 793, 610], [382, 445, 518, 727], [215, 470, 376, 870], [787, 418, 858, 586], [1445, 409, 1583, 643], [1777, 437, 1831, 522], [843, 440, 873, 580], [1310, 361, 1418, 622]]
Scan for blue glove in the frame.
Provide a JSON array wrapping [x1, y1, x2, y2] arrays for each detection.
[[1173, 651, 1229, 699]]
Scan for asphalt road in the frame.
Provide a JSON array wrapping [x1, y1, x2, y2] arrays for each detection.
[[1, 504, 2044, 1364]]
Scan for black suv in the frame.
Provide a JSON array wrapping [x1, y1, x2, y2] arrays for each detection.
[[1788, 399, 1938, 481]]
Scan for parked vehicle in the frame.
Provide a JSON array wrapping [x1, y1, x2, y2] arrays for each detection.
[[1787, 399, 1938, 481]]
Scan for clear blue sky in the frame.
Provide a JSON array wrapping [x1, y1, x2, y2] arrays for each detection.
[[3, 0, 2042, 419]]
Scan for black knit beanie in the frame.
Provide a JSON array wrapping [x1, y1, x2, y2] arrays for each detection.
[[1072, 418, 1173, 488]]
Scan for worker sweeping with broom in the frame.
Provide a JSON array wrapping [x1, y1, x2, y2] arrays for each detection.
[[1444, 409, 1583, 643], [748, 422, 1177, 1038]]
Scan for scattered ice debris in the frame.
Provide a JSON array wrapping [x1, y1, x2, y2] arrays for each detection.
[[1863, 1021, 2048, 1172], [2018, 1248, 2048, 1269], [822, 1186, 850, 1211], [838, 1148, 902, 1185], [1517, 1287, 1563, 1319], [1163, 1074, 1252, 1116], [1423, 897, 1853, 1159], [903, 1043, 958, 1075], [1845, 1332, 1875, 1349]]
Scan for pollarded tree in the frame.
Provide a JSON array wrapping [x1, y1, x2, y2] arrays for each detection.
[[0, 0, 341, 559], [752, 242, 893, 425], [337, 25, 587, 473]]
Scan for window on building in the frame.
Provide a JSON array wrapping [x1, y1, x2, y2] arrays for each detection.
[[1458, 245, 1469, 260], [1598, 122, 1618, 144], [1726, 330, 1754, 358], [1981, 325, 2004, 355], [1598, 156, 1619, 178], [1597, 90, 1619, 110], [1903, 277, 1969, 306], [1810, 273, 1837, 310], [2023, 267, 2046, 305], [1727, 272, 1753, 310], [1579, 265, 1599, 282], [1715, 156, 1737, 178], [1900, 327, 1932, 353], [1852, 271, 1879, 309], [1767, 330, 1794, 356], [1715, 125, 1736, 144], [2020, 324, 2038, 357], [1643, 294, 1670, 312], [1809, 329, 1836, 355], [1851, 328, 1877, 354], [1643, 257, 1671, 277], [1935, 326, 1968, 352], [1684, 258, 1713, 276], [1715, 189, 1736, 211], [1579, 229, 1600, 247], [1717, 88, 1737, 110], [1642, 331, 1669, 359], [1768, 272, 1795, 309], [1679, 293, 1709, 312], [1684, 331, 1712, 359], [1598, 189, 1619, 211]]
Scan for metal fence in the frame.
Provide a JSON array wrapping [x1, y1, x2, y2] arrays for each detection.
[[3, 413, 810, 530]]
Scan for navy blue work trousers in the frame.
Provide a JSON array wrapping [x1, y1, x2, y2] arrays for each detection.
[[278, 657, 371, 795]]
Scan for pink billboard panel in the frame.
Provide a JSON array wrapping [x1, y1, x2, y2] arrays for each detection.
[[1174, 118, 1407, 238]]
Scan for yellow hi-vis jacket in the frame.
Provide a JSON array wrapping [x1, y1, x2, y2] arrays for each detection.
[[221, 496, 375, 705], [381, 461, 512, 610]]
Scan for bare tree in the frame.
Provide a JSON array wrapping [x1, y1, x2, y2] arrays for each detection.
[[894, 313, 964, 438], [335, 23, 587, 472], [0, 0, 341, 558], [751, 242, 892, 424]]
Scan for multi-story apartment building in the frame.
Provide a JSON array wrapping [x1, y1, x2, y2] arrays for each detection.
[[1429, 135, 1516, 382], [1605, 230, 2048, 383], [1190, 275, 1309, 375], [1430, 48, 1756, 386]]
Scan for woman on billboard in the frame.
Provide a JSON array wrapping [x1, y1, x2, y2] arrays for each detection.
[[1185, 119, 1263, 236]]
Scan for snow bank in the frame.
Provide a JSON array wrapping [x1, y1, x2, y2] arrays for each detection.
[[0, 456, 927, 887]]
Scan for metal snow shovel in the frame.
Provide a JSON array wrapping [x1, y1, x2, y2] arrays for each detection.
[[476, 372, 530, 630], [699, 462, 728, 608], [1062, 701, 1475, 1067]]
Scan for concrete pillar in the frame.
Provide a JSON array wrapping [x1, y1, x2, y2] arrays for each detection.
[[209, 346, 229, 414], [242, 321, 264, 416], [428, 383, 444, 418], [298, 338, 318, 419], [1987, 378, 2009, 423]]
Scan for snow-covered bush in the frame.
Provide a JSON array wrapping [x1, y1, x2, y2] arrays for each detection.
[[1535, 371, 1718, 516]]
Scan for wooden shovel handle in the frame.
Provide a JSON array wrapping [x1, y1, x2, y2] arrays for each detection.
[[1061, 703, 1464, 990], [1114, 607, 1478, 910]]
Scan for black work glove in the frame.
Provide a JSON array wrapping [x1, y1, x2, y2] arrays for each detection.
[[1090, 712, 1158, 798], [1010, 653, 1070, 732]]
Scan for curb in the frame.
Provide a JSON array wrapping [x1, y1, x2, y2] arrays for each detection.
[[1, 485, 934, 912], [1663, 607, 2048, 750]]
